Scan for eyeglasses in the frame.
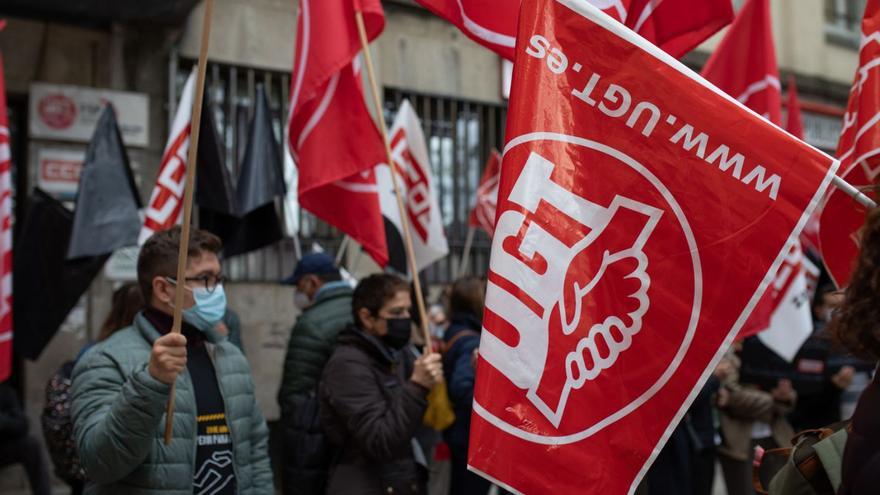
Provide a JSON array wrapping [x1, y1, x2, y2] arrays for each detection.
[[166, 274, 228, 294]]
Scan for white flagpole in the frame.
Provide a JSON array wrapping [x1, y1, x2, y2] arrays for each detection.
[[832, 174, 876, 208]]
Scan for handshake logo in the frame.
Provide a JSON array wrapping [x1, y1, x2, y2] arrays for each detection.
[[480, 150, 663, 429]]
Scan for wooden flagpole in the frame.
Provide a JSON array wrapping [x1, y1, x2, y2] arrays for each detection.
[[355, 10, 433, 350], [164, 0, 215, 445], [456, 226, 476, 280]]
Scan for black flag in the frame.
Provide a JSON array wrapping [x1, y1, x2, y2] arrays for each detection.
[[196, 103, 241, 245], [14, 189, 109, 359], [67, 106, 141, 260], [198, 85, 285, 257]]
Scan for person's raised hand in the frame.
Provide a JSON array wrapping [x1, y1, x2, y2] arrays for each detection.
[[411, 352, 443, 390], [148, 333, 188, 385]]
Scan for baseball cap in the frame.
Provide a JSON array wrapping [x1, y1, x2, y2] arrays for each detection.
[[282, 252, 339, 285]]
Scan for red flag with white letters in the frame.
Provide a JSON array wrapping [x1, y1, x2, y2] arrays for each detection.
[[819, 0, 880, 288], [287, 0, 389, 266], [414, 0, 732, 60], [0, 44, 12, 383], [701, 0, 782, 126], [139, 70, 195, 245], [468, 149, 501, 236], [468, 1, 837, 493]]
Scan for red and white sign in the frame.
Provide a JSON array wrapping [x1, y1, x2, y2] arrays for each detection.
[[701, 0, 782, 126], [468, 149, 501, 237], [414, 0, 732, 60], [29, 83, 149, 147], [139, 71, 195, 245], [37, 149, 85, 201], [468, 1, 838, 493], [376, 99, 449, 272], [0, 51, 12, 382], [820, 0, 880, 288]]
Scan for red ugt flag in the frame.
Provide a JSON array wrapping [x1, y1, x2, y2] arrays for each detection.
[[820, 0, 880, 288], [288, 0, 389, 266], [468, 149, 501, 237], [701, 0, 782, 125], [468, 1, 837, 493], [0, 47, 12, 382], [414, 0, 732, 60]]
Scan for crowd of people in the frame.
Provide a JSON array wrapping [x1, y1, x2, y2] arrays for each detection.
[[0, 220, 878, 494]]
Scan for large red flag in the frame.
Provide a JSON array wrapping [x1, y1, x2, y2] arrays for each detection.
[[820, 0, 880, 288], [287, 0, 389, 266], [468, 149, 501, 236], [414, 0, 732, 60], [701, 0, 782, 126], [467, 1, 837, 493], [0, 44, 12, 382]]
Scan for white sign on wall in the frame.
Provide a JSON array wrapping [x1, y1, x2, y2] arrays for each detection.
[[37, 148, 85, 201], [29, 83, 150, 147]]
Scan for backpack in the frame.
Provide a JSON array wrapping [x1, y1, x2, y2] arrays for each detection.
[[753, 422, 849, 495], [41, 360, 86, 484]]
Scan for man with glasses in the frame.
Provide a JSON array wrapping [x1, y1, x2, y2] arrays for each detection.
[[71, 227, 273, 494]]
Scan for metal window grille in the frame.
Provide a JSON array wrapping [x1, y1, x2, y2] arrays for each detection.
[[172, 57, 507, 284]]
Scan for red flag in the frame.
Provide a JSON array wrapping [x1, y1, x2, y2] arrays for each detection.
[[0, 48, 12, 382], [786, 76, 804, 139], [287, 0, 389, 266], [701, 0, 782, 126], [414, 0, 732, 60], [820, 0, 880, 288], [139, 70, 195, 245], [468, 149, 501, 236], [468, 1, 837, 493]]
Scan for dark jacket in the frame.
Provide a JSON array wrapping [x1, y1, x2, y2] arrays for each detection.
[[278, 283, 353, 413], [442, 313, 481, 450], [319, 326, 429, 495], [0, 383, 27, 441], [840, 372, 880, 495]]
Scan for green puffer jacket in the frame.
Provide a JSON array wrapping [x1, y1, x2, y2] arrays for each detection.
[[278, 283, 353, 414], [71, 312, 274, 495]]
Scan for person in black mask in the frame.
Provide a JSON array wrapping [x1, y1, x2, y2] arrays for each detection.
[[319, 273, 443, 495]]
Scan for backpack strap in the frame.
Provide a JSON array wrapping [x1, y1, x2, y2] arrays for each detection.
[[753, 447, 792, 495], [442, 330, 480, 356]]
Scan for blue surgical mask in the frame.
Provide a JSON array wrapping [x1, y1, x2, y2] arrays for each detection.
[[183, 284, 227, 332]]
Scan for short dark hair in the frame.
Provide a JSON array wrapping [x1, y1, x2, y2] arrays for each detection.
[[449, 276, 486, 319], [137, 226, 223, 303], [351, 273, 409, 326]]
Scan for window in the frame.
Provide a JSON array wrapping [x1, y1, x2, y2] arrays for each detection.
[[172, 57, 507, 284], [826, 0, 868, 47]]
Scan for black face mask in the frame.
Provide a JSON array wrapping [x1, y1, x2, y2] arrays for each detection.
[[382, 317, 412, 350]]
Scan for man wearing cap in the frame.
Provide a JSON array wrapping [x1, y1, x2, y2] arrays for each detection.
[[277, 253, 353, 494]]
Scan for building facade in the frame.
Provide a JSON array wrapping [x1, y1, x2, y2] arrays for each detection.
[[0, 0, 867, 490]]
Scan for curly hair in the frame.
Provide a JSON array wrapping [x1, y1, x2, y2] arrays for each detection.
[[829, 201, 880, 361]]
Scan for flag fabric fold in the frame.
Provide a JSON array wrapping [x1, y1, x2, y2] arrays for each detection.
[[66, 106, 142, 260], [413, 0, 732, 60], [140, 70, 196, 245], [468, 149, 502, 237], [377, 99, 449, 275], [288, 0, 389, 266], [467, 0, 838, 492], [819, 0, 880, 288]]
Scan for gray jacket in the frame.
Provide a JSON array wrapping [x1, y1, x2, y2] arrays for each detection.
[[71, 312, 273, 494]]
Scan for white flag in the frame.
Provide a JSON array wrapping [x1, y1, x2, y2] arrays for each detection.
[[756, 241, 819, 362], [138, 70, 196, 245], [282, 121, 300, 237], [376, 99, 448, 274]]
